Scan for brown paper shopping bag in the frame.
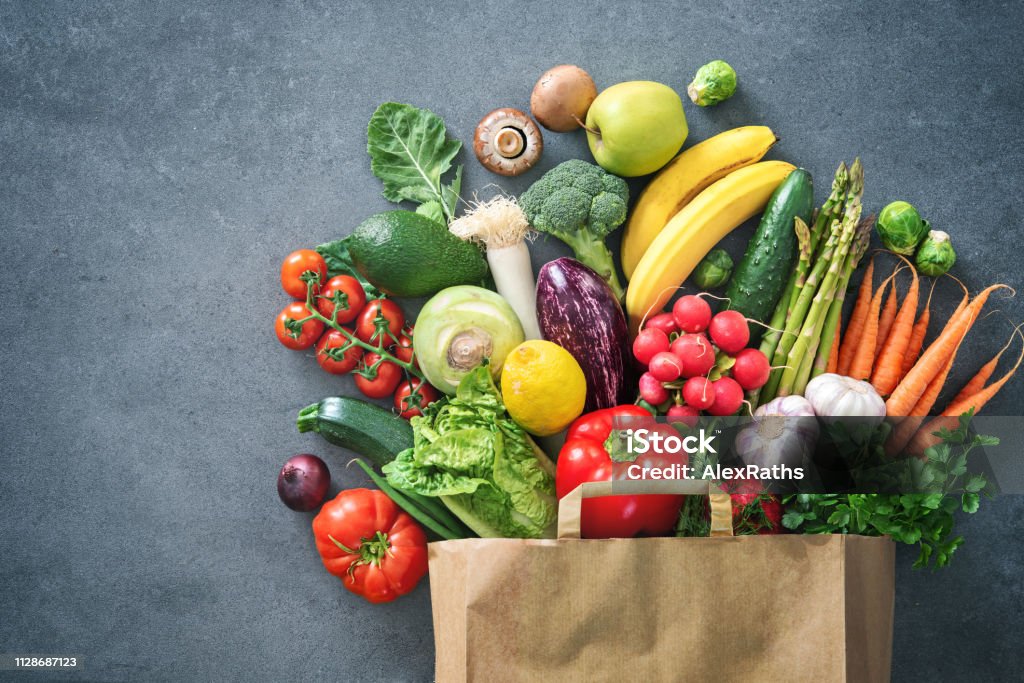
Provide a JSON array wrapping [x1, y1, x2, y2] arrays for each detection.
[[429, 480, 895, 683]]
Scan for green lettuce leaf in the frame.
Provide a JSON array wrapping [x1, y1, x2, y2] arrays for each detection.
[[366, 102, 462, 222], [383, 366, 557, 539], [415, 200, 445, 225]]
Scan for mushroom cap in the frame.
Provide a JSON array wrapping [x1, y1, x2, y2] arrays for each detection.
[[530, 64, 598, 132], [473, 108, 543, 177]]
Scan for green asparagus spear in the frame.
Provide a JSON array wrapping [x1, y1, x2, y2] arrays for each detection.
[[761, 217, 844, 400], [812, 217, 874, 378], [789, 161, 851, 311], [763, 165, 865, 400], [776, 206, 860, 396]]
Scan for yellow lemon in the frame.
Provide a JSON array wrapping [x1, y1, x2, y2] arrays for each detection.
[[501, 340, 586, 436]]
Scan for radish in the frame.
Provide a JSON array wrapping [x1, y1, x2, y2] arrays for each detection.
[[644, 312, 678, 336], [672, 295, 712, 333], [648, 351, 682, 382], [638, 372, 670, 404], [670, 333, 715, 378], [632, 328, 670, 365], [708, 310, 750, 354], [707, 376, 744, 416], [682, 376, 715, 410], [731, 348, 770, 390], [667, 404, 699, 429]]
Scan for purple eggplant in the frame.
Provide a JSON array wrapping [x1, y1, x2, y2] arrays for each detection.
[[536, 257, 630, 412]]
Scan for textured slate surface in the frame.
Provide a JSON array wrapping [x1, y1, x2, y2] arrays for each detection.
[[1, 1, 1022, 681]]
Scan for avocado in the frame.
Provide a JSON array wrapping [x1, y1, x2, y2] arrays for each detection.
[[347, 211, 488, 297]]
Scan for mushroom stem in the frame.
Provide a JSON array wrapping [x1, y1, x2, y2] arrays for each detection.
[[494, 127, 526, 158]]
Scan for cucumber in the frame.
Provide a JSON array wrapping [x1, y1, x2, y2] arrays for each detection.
[[724, 168, 814, 340], [296, 397, 413, 467]]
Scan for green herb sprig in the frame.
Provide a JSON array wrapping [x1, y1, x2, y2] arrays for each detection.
[[782, 411, 997, 569]]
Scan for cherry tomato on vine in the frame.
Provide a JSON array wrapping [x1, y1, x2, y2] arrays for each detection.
[[356, 299, 405, 346], [275, 301, 324, 350], [316, 275, 367, 324], [280, 249, 327, 299], [354, 352, 402, 399], [315, 329, 364, 375], [391, 326, 416, 366], [394, 379, 438, 419]]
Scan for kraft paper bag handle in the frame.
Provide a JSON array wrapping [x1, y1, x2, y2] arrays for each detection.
[[557, 479, 734, 540]]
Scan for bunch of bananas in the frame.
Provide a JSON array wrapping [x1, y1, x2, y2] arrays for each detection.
[[622, 126, 793, 333]]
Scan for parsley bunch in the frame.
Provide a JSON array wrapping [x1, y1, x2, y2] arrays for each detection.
[[782, 411, 996, 569]]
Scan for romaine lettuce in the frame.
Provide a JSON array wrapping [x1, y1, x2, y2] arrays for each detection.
[[384, 366, 557, 539]]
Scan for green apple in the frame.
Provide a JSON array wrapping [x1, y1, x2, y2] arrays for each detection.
[[585, 81, 688, 177]]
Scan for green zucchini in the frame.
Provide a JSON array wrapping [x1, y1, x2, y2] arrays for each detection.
[[725, 168, 814, 340], [296, 397, 413, 467]]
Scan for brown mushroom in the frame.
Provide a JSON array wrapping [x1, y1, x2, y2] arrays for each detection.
[[530, 65, 598, 132], [473, 108, 543, 176]]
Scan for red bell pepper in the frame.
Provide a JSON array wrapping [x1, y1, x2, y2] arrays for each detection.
[[556, 406, 684, 539]]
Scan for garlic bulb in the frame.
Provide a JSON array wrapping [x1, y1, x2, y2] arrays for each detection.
[[804, 373, 886, 426], [736, 396, 819, 470]]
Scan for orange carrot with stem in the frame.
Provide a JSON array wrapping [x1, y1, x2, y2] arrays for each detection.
[[826, 325, 840, 373], [943, 325, 1024, 416], [885, 284, 1012, 416], [838, 257, 874, 375], [908, 326, 1024, 455], [848, 268, 902, 381], [872, 255, 919, 395], [950, 323, 1022, 406], [899, 277, 937, 382], [886, 357, 957, 457], [874, 278, 900, 361], [886, 328, 969, 456]]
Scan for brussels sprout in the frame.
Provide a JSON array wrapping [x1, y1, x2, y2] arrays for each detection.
[[915, 230, 956, 277], [876, 201, 928, 254], [687, 60, 737, 107], [692, 248, 734, 289]]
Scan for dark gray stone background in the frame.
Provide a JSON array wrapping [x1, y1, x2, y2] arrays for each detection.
[[1, 1, 1022, 681]]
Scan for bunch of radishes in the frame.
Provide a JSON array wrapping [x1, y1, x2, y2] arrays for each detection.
[[632, 295, 771, 421]]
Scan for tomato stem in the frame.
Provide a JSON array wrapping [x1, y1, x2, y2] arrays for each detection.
[[328, 531, 393, 570], [302, 281, 423, 379]]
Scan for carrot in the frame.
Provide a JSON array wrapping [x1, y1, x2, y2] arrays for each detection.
[[872, 256, 919, 395], [874, 279, 900, 361], [899, 278, 936, 382], [826, 325, 840, 373], [885, 284, 1011, 416], [847, 269, 901, 381], [950, 324, 1021, 406], [886, 340, 964, 456], [837, 257, 874, 375], [942, 325, 1024, 417], [908, 326, 1024, 455]]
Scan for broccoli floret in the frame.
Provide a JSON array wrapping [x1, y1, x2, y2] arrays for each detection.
[[520, 160, 628, 301]]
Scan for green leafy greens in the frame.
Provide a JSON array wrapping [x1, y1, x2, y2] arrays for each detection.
[[782, 411, 997, 569], [367, 102, 463, 223], [383, 365, 558, 539]]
